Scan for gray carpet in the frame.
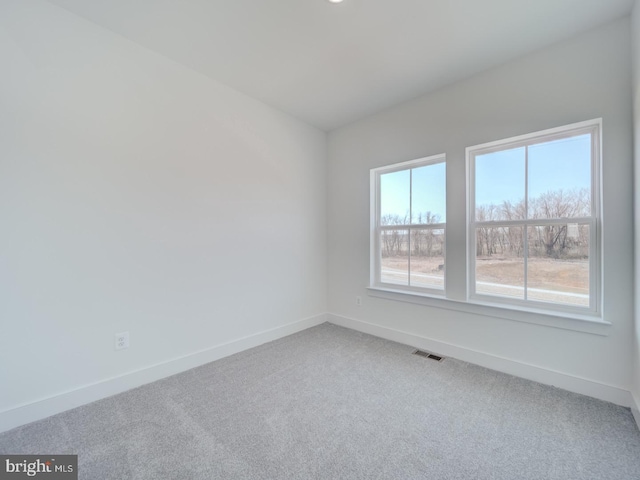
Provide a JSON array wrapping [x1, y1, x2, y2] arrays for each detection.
[[1, 323, 639, 479]]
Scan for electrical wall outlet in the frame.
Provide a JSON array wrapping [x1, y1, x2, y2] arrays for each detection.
[[115, 331, 130, 350], [356, 296, 362, 306]]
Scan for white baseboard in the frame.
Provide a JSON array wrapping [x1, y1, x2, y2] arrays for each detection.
[[0, 314, 327, 434], [632, 392, 640, 431], [327, 313, 633, 408]]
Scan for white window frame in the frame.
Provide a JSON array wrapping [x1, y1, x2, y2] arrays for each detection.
[[466, 119, 602, 316], [370, 154, 446, 296]]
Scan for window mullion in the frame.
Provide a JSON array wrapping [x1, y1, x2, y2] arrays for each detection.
[[376, 172, 382, 286], [381, 223, 446, 230], [590, 216, 597, 312], [408, 169, 412, 286], [524, 145, 529, 301]]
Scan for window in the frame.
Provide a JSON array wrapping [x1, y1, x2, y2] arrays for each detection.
[[370, 154, 446, 295], [368, 120, 604, 330], [467, 119, 601, 314]]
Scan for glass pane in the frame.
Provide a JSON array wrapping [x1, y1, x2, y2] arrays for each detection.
[[411, 163, 446, 224], [475, 226, 524, 299], [527, 224, 589, 306], [528, 134, 591, 219], [380, 229, 409, 286], [381, 170, 410, 225], [475, 147, 525, 221], [409, 229, 444, 289]]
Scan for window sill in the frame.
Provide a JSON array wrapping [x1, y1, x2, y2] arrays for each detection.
[[367, 286, 611, 336]]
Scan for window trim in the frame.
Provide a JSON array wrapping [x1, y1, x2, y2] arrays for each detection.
[[370, 153, 447, 296], [465, 118, 602, 317], [366, 286, 611, 336]]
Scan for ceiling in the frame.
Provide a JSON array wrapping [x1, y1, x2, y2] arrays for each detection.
[[47, 0, 634, 131]]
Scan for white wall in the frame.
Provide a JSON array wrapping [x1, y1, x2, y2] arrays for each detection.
[[0, 0, 327, 430], [632, 0, 640, 424], [328, 18, 634, 405]]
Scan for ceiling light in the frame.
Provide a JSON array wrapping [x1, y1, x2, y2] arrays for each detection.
[[328, 0, 344, 3]]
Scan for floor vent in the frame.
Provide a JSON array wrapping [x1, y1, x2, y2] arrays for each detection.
[[412, 350, 444, 362]]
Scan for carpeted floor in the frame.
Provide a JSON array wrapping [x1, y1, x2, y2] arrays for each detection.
[[1, 323, 640, 479]]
